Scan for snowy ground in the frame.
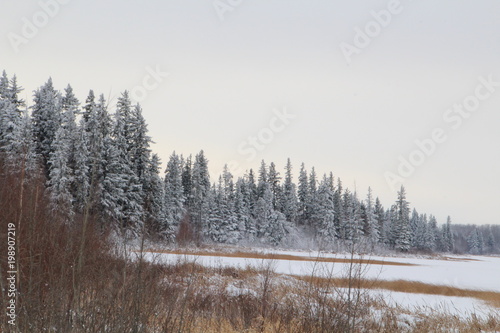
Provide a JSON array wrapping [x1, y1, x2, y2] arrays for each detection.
[[141, 248, 500, 318]]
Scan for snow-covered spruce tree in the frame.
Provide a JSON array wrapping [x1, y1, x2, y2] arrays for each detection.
[[411, 212, 425, 250], [115, 91, 133, 150], [144, 154, 172, 239], [441, 216, 454, 252], [82, 89, 96, 125], [0, 98, 21, 153], [100, 100, 144, 233], [222, 165, 243, 242], [254, 183, 288, 246], [85, 94, 112, 217], [485, 225, 495, 253], [191, 150, 210, 240], [8, 75, 25, 113], [181, 155, 194, 208], [205, 183, 223, 242], [385, 205, 398, 248], [246, 168, 258, 215], [257, 160, 268, 199], [234, 177, 252, 240], [268, 162, 281, 210], [333, 178, 344, 239], [47, 128, 75, 221], [343, 190, 363, 243], [222, 164, 235, 201], [364, 187, 379, 246], [0, 72, 25, 156], [2, 108, 38, 174], [46, 85, 80, 221], [297, 162, 308, 225], [32, 78, 63, 176], [62, 85, 91, 215], [467, 227, 482, 255], [425, 215, 438, 251], [206, 174, 240, 244], [266, 209, 288, 246], [374, 197, 386, 245], [394, 186, 411, 252], [164, 152, 186, 231], [0, 70, 9, 99], [129, 103, 152, 186], [409, 208, 420, 248], [281, 158, 298, 224], [305, 167, 318, 228], [313, 175, 336, 245], [255, 182, 273, 239]]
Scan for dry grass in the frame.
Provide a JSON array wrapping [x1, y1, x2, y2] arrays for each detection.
[[145, 248, 419, 266], [146, 249, 500, 308], [1, 159, 499, 332], [296, 275, 500, 309]]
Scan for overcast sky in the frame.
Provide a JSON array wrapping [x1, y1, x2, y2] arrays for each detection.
[[1, 0, 499, 225]]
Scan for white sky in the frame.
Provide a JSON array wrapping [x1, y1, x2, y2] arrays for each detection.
[[1, 0, 499, 225]]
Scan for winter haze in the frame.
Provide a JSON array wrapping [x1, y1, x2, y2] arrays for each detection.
[[1, 0, 499, 225]]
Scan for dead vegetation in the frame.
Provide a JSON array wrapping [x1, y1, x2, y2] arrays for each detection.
[[1, 162, 499, 332], [144, 248, 418, 266]]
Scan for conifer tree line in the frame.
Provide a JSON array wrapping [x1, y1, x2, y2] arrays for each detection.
[[1, 71, 498, 253]]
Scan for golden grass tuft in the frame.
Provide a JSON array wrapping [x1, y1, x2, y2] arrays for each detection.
[[144, 248, 419, 266]]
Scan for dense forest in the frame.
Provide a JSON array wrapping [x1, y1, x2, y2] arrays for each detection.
[[1, 70, 498, 254]]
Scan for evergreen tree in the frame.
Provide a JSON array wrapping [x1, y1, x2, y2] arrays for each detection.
[[268, 162, 281, 210], [333, 178, 344, 237], [234, 178, 251, 239], [164, 152, 186, 228], [206, 175, 240, 244], [254, 183, 287, 245], [181, 155, 193, 208], [413, 213, 427, 250], [281, 158, 298, 224], [441, 216, 454, 252], [83, 90, 96, 124], [297, 162, 308, 224], [467, 227, 482, 255], [485, 225, 495, 253], [144, 154, 171, 238], [364, 187, 379, 245], [343, 190, 362, 242], [191, 150, 210, 239], [0, 71, 8, 99], [101, 104, 144, 232], [257, 160, 268, 199], [246, 168, 258, 214], [116, 91, 133, 151], [313, 176, 336, 243], [86, 94, 112, 218], [374, 197, 386, 244], [387, 204, 398, 248], [32, 78, 62, 176], [0, 99, 22, 154], [46, 85, 80, 221], [425, 215, 438, 251], [394, 186, 411, 251], [7, 74, 24, 112], [306, 167, 318, 226], [129, 103, 152, 184]]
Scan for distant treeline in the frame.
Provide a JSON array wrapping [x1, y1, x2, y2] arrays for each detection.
[[0, 70, 497, 254]]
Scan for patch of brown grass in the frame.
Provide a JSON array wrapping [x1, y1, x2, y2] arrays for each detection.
[[296, 275, 500, 309], [145, 249, 418, 266]]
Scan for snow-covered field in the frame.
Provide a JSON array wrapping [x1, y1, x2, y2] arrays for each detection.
[[142, 249, 500, 318]]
